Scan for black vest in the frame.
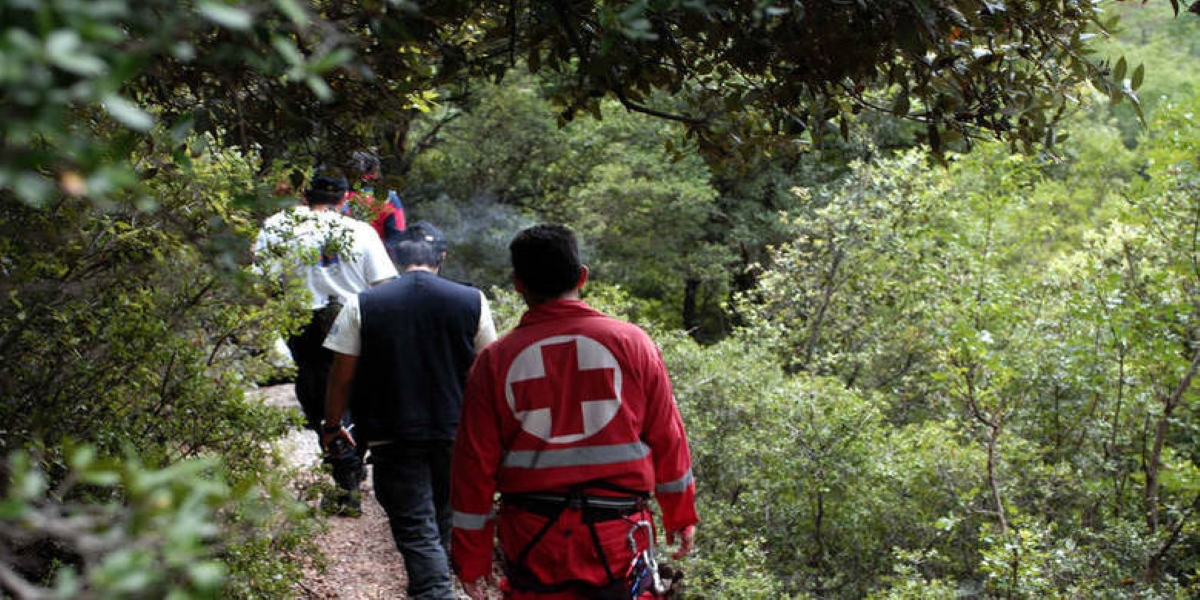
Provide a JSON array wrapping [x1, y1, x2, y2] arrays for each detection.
[[351, 271, 482, 442]]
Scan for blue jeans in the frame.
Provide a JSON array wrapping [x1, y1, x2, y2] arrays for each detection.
[[371, 441, 455, 599]]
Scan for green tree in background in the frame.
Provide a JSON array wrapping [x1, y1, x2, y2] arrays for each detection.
[[404, 75, 735, 336], [730, 88, 1199, 595], [1090, 4, 1200, 147]]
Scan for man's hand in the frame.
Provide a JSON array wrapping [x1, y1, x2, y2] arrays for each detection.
[[320, 423, 356, 452], [461, 577, 488, 600], [666, 524, 696, 559]]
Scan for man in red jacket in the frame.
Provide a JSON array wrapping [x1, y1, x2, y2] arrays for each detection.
[[450, 224, 698, 599], [342, 151, 406, 246]]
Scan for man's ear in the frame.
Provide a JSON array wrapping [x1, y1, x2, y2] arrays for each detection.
[[512, 272, 527, 296], [575, 265, 589, 290]]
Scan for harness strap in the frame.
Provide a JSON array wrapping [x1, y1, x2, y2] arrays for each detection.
[[511, 492, 644, 511], [512, 499, 566, 571], [584, 479, 651, 499], [501, 480, 650, 594], [589, 515, 617, 584]]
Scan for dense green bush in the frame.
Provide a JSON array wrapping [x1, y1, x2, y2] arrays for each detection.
[[710, 93, 1200, 597], [0, 133, 319, 597], [662, 329, 984, 597], [0, 444, 316, 599]]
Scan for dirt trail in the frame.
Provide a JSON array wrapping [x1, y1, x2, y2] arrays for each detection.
[[255, 384, 477, 599]]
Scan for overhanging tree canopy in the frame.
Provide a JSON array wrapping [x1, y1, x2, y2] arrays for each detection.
[[2, 0, 1195, 205]]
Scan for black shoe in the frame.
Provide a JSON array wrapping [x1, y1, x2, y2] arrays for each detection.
[[320, 490, 362, 518]]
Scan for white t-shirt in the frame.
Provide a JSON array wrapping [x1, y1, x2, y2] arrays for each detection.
[[254, 206, 397, 309], [324, 291, 498, 357]]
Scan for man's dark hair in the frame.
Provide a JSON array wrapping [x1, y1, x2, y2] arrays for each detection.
[[348, 151, 381, 180], [389, 222, 446, 268], [305, 175, 349, 206], [389, 239, 440, 268], [510, 224, 582, 299]]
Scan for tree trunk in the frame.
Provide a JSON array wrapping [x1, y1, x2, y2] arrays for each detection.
[[1143, 346, 1200, 536], [682, 277, 699, 338]]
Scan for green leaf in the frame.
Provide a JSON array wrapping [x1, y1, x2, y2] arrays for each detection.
[[12, 454, 47, 500], [1113, 56, 1127, 82], [272, 0, 308, 27], [101, 93, 154, 131], [197, 1, 253, 31], [51, 567, 81, 597], [45, 30, 107, 76], [1130, 63, 1144, 91], [307, 48, 353, 74], [172, 41, 197, 61], [1126, 90, 1144, 123], [187, 561, 227, 590], [305, 74, 332, 101], [170, 114, 196, 143], [270, 35, 305, 68], [69, 446, 97, 470], [14, 172, 55, 205]]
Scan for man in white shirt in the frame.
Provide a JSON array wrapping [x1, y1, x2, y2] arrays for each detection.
[[254, 174, 397, 515]]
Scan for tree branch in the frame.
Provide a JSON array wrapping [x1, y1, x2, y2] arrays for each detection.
[[1145, 342, 1200, 532], [1146, 492, 1200, 580], [610, 86, 705, 125]]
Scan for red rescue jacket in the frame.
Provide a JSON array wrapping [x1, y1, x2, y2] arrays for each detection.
[[450, 300, 698, 583], [342, 189, 406, 244]]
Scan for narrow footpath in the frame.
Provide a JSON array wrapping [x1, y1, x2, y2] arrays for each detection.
[[256, 384, 478, 599]]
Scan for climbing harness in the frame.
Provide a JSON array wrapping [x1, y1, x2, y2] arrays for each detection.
[[500, 481, 657, 596]]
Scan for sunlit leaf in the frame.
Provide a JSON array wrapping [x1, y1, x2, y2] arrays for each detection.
[[305, 74, 332, 101], [307, 48, 353, 74], [197, 1, 253, 31], [272, 0, 308, 27], [101, 93, 154, 131], [45, 30, 108, 76]]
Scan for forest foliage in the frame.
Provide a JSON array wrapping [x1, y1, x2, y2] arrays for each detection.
[[1, 1, 1198, 598]]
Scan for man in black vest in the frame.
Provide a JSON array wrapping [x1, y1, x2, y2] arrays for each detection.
[[322, 222, 497, 599]]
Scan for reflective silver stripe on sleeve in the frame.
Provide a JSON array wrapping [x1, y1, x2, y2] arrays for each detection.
[[656, 469, 694, 494], [502, 442, 651, 469], [452, 510, 492, 530]]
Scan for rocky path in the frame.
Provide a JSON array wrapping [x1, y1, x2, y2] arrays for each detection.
[[254, 384, 478, 599]]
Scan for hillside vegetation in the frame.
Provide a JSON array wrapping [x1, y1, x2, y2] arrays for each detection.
[[1, 2, 1197, 598]]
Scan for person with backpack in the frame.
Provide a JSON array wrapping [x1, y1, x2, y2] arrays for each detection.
[[450, 224, 698, 599], [342, 150, 407, 247], [254, 174, 397, 515]]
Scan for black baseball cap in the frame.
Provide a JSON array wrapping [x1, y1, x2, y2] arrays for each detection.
[[408, 221, 447, 252]]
